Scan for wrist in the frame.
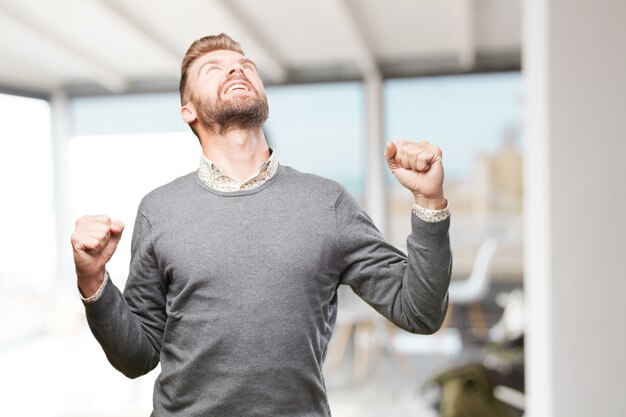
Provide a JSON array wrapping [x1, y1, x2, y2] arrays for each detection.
[[77, 270, 106, 298], [413, 194, 447, 210]]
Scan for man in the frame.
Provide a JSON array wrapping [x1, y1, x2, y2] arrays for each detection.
[[71, 33, 452, 416]]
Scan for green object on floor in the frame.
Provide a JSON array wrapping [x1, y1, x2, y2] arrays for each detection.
[[431, 364, 515, 417]]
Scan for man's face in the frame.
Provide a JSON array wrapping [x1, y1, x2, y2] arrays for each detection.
[[187, 49, 269, 134]]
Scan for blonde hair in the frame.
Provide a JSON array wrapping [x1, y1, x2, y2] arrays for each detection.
[[179, 33, 244, 104]]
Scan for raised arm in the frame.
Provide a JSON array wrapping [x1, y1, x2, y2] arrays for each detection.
[[335, 140, 452, 333], [71, 212, 165, 378]]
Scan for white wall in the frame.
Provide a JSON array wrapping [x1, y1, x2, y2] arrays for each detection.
[[524, 1, 626, 416]]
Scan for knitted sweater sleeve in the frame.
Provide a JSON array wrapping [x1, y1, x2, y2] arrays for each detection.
[[334, 190, 452, 334], [82, 210, 165, 378]]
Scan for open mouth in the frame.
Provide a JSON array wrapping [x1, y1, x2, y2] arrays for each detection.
[[223, 82, 251, 95]]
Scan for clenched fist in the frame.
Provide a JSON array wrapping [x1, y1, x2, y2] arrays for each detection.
[[71, 215, 124, 298], [384, 140, 446, 210]]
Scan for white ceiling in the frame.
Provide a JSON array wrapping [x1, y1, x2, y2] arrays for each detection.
[[0, 0, 521, 96]]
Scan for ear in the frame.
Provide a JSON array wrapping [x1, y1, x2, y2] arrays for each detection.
[[181, 102, 197, 124]]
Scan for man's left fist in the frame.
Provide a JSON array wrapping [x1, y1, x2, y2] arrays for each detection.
[[384, 140, 446, 210]]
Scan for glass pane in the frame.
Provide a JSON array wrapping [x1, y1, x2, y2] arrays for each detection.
[[385, 72, 523, 254], [265, 82, 366, 198], [0, 93, 53, 351], [0, 94, 53, 289], [384, 72, 524, 347]]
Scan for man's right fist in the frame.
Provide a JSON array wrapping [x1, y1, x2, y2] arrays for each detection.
[[71, 215, 124, 298]]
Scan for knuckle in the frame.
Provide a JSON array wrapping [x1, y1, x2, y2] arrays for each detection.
[[95, 231, 110, 243]]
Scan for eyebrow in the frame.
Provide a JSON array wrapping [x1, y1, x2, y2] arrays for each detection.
[[197, 58, 257, 76]]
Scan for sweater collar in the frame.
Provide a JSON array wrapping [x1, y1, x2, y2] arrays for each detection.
[[197, 148, 278, 192]]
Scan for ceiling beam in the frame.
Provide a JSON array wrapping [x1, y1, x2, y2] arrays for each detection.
[[330, 0, 384, 233], [0, 4, 128, 92], [0, 83, 49, 100], [458, 0, 476, 69], [332, 0, 380, 78], [211, 0, 287, 83], [96, 0, 181, 77]]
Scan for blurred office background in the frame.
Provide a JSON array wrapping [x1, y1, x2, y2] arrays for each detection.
[[0, 1, 623, 416]]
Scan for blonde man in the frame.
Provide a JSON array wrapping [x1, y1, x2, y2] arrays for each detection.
[[72, 33, 452, 416]]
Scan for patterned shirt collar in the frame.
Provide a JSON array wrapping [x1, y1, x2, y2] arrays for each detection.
[[198, 149, 279, 192]]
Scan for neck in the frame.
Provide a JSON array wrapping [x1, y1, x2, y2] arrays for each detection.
[[199, 127, 270, 183]]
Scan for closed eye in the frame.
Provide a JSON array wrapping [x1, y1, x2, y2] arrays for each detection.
[[197, 61, 223, 76], [240, 59, 257, 72], [205, 64, 222, 73]]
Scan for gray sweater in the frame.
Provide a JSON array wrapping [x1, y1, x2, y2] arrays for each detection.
[[84, 165, 452, 416]]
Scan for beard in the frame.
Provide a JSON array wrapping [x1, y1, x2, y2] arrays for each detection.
[[194, 83, 269, 135]]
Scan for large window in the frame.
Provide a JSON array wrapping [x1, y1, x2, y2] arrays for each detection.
[[0, 75, 524, 415], [0, 93, 54, 353], [385, 72, 523, 280], [0, 93, 54, 290]]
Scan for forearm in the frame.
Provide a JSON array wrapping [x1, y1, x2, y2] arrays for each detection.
[[396, 214, 452, 334], [336, 189, 452, 334], [83, 273, 161, 378]]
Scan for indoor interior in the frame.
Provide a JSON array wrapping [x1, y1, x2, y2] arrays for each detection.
[[0, 1, 624, 416]]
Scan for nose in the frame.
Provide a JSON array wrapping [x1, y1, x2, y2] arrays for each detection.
[[228, 62, 244, 76]]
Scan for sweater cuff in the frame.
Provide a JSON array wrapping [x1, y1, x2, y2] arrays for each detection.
[[412, 201, 450, 223], [81, 270, 124, 321]]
